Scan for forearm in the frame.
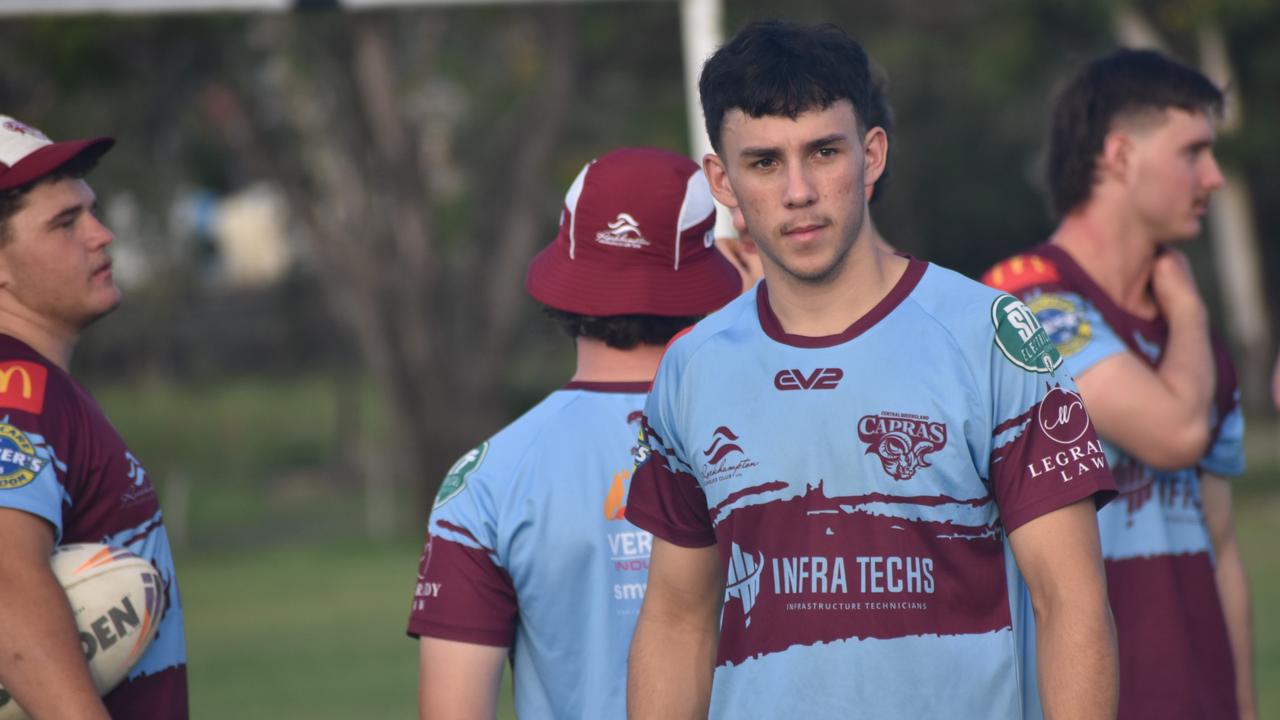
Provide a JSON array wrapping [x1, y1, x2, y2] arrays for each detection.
[[1156, 302, 1214, 422], [1034, 593, 1118, 720], [627, 601, 718, 719], [0, 562, 108, 720], [1214, 538, 1256, 719]]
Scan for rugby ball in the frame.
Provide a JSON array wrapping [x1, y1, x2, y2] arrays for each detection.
[[0, 543, 166, 720]]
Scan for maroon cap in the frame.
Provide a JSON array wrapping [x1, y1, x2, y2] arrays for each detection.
[[0, 116, 114, 192], [526, 147, 741, 317]]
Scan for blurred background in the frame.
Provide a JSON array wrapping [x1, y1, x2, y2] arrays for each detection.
[[0, 0, 1277, 716]]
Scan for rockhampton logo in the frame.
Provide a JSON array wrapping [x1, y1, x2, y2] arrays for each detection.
[[992, 294, 1062, 373], [596, 212, 650, 249], [434, 441, 488, 508], [858, 411, 947, 481], [702, 426, 759, 484]]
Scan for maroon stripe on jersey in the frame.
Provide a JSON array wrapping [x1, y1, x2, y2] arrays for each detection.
[[105, 665, 188, 719], [1106, 553, 1236, 720], [407, 535, 517, 647], [714, 484, 1009, 667], [991, 403, 1035, 438], [711, 481, 789, 521], [435, 519, 495, 553], [757, 258, 927, 348], [116, 515, 165, 547], [989, 385, 1115, 532], [626, 453, 715, 548]]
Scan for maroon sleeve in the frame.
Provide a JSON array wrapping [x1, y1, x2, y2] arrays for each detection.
[[406, 528, 517, 646], [990, 384, 1118, 534], [623, 419, 715, 548]]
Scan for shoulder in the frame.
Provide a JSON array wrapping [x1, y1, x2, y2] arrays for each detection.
[[659, 287, 758, 371], [905, 263, 1006, 340], [980, 251, 1062, 295]]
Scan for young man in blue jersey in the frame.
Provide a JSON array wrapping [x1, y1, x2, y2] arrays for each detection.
[[407, 147, 740, 718], [626, 21, 1119, 718], [984, 49, 1255, 719]]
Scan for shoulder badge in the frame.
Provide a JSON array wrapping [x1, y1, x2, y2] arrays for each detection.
[[0, 361, 47, 415], [981, 254, 1060, 294], [0, 422, 46, 489], [433, 441, 489, 509], [1027, 293, 1092, 357], [991, 294, 1062, 373]]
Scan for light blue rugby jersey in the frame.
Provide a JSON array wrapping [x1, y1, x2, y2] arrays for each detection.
[[628, 259, 1116, 719], [408, 381, 653, 719]]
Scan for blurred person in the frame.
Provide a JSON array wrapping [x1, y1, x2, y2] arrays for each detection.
[[0, 116, 187, 717], [407, 147, 740, 719], [626, 20, 1117, 719], [984, 49, 1255, 719]]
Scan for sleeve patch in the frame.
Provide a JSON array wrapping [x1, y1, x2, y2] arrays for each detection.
[[991, 294, 1062, 374], [0, 422, 46, 489], [1027, 294, 1092, 358], [0, 362, 47, 415], [433, 441, 489, 509]]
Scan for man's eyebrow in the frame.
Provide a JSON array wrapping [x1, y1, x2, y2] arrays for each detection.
[[738, 133, 850, 160], [44, 204, 84, 229], [804, 133, 849, 152]]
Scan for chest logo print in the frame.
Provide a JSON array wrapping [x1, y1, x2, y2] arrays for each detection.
[[774, 368, 844, 391], [857, 412, 947, 481]]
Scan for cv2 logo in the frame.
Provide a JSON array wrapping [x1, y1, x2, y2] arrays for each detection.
[[774, 368, 843, 391]]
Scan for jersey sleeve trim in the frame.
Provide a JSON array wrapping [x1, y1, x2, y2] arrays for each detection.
[[406, 619, 515, 647], [624, 503, 716, 548]]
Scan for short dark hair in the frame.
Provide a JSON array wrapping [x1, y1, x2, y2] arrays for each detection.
[[699, 21, 878, 153], [1047, 48, 1224, 218], [542, 307, 699, 350], [0, 152, 102, 246], [865, 69, 893, 205]]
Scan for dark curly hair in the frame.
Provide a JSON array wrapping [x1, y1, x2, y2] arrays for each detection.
[[542, 307, 701, 350]]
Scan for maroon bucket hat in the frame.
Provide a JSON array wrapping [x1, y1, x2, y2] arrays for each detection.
[[0, 115, 114, 192], [526, 147, 741, 317]]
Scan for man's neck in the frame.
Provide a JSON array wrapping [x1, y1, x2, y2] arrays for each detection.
[[0, 310, 76, 371], [570, 337, 665, 384], [1050, 203, 1161, 318], [764, 237, 908, 337]]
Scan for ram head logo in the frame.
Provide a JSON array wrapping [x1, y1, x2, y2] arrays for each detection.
[[857, 412, 948, 482]]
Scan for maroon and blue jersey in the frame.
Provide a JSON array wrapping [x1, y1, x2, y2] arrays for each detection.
[[0, 335, 186, 718], [628, 258, 1116, 718], [985, 245, 1244, 719], [407, 382, 654, 719]]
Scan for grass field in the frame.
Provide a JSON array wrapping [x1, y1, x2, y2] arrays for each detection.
[[92, 376, 1280, 719]]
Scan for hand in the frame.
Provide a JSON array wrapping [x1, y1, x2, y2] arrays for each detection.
[[1151, 249, 1207, 322]]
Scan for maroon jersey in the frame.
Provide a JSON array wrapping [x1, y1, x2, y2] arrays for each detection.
[[0, 335, 187, 718]]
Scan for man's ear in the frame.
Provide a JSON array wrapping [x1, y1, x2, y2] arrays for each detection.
[[1099, 131, 1134, 182], [703, 153, 740, 210], [862, 126, 888, 199]]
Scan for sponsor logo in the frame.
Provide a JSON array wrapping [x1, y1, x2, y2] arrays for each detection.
[[857, 411, 947, 481], [725, 543, 936, 628], [702, 426, 759, 485], [415, 581, 442, 598], [982, 254, 1060, 293], [434, 441, 488, 508], [1038, 386, 1090, 444], [1026, 439, 1106, 483], [0, 361, 47, 414], [609, 529, 652, 573], [604, 469, 630, 520], [774, 368, 844, 391], [0, 422, 44, 489], [1028, 294, 1092, 357], [725, 541, 765, 626], [992, 294, 1062, 373], [596, 212, 650, 249], [119, 450, 156, 507], [613, 582, 646, 600]]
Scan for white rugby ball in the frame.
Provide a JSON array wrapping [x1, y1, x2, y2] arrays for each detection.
[[0, 543, 166, 720]]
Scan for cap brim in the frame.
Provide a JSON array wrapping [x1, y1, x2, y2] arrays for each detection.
[[526, 240, 743, 317], [0, 136, 114, 192]]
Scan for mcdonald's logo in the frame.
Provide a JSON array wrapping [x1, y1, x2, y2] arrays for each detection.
[[0, 362, 47, 415]]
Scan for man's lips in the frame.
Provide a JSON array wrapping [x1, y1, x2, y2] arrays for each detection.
[[782, 222, 827, 239], [92, 259, 113, 278]]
